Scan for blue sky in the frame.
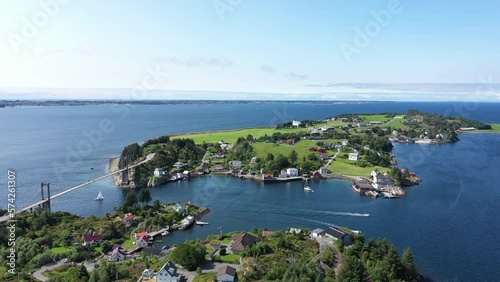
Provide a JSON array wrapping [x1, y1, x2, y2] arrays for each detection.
[[1, 0, 500, 100]]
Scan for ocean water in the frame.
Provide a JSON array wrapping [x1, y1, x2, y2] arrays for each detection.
[[0, 101, 499, 281]]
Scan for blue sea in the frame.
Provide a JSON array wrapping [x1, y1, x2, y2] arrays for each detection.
[[0, 101, 499, 281]]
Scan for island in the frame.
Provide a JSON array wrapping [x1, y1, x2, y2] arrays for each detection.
[[112, 110, 499, 199]]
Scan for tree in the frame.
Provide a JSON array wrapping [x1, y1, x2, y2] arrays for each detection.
[[101, 241, 112, 253], [289, 150, 298, 164], [139, 189, 152, 205], [153, 199, 161, 210], [122, 190, 138, 211], [246, 134, 254, 142], [219, 248, 227, 255], [381, 246, 403, 281], [266, 153, 275, 161], [401, 248, 420, 282], [76, 264, 90, 281], [170, 243, 206, 271], [337, 256, 365, 282], [321, 246, 335, 266], [324, 268, 336, 282]]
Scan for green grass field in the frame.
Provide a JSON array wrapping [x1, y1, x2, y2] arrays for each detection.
[[213, 253, 241, 264], [358, 114, 392, 123], [172, 127, 309, 144], [476, 124, 500, 133], [327, 158, 388, 177], [193, 272, 217, 282], [252, 139, 340, 161], [122, 239, 135, 249], [50, 246, 71, 254]]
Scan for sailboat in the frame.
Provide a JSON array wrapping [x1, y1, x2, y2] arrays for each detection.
[[95, 191, 104, 201], [304, 180, 313, 192]]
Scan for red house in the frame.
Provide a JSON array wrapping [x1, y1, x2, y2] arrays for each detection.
[[312, 172, 322, 179], [83, 235, 103, 247]]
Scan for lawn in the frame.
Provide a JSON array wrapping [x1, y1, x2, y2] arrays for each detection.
[[193, 272, 217, 282], [252, 139, 338, 161], [328, 158, 388, 177], [213, 253, 241, 264], [122, 239, 135, 249], [222, 238, 232, 244], [172, 127, 309, 144], [383, 118, 407, 129], [358, 114, 393, 123], [50, 246, 71, 254]]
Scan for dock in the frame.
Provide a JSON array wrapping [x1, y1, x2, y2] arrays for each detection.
[[149, 227, 170, 238]]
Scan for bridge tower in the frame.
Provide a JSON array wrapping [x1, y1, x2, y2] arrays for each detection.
[[121, 156, 130, 185], [40, 183, 51, 213]]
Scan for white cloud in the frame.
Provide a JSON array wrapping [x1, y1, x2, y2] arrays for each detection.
[[152, 56, 232, 69], [260, 64, 276, 73], [288, 72, 308, 80]]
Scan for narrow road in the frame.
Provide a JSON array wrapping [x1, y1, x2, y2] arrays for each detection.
[[196, 151, 210, 171], [323, 148, 341, 168], [32, 259, 67, 281], [312, 238, 342, 274]]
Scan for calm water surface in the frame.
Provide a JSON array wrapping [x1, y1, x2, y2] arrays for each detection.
[[0, 102, 499, 281]]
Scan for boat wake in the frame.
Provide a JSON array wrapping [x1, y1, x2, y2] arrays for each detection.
[[296, 208, 370, 217], [293, 217, 340, 228], [326, 211, 370, 217]]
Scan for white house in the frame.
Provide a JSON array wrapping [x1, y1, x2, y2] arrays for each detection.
[[310, 129, 321, 135], [108, 247, 126, 262], [341, 140, 349, 146], [348, 153, 359, 161], [370, 170, 394, 190], [217, 265, 237, 282], [231, 160, 242, 170], [286, 168, 299, 177], [250, 157, 257, 164], [173, 203, 184, 212], [141, 269, 154, 279], [311, 228, 324, 238], [320, 167, 329, 176], [292, 119, 302, 127], [357, 122, 367, 127], [136, 235, 150, 248], [154, 168, 165, 177], [287, 228, 302, 234], [155, 261, 180, 282], [363, 145, 370, 150], [321, 126, 334, 132]]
